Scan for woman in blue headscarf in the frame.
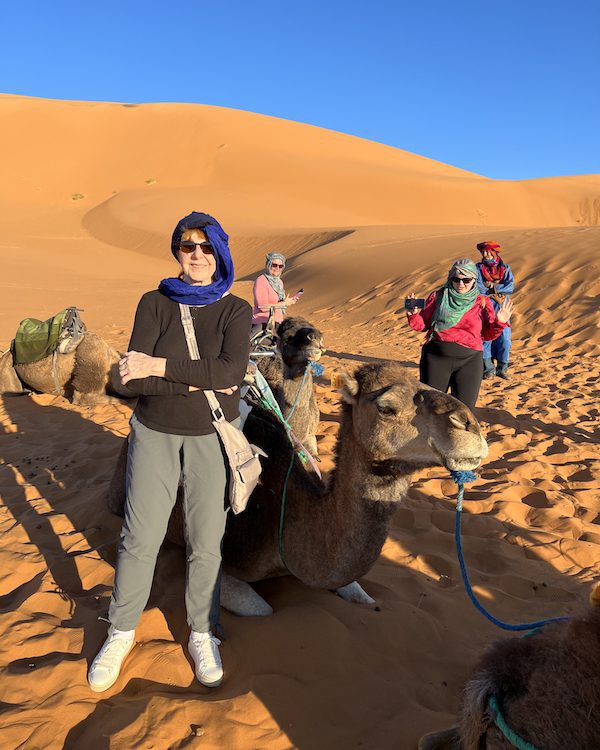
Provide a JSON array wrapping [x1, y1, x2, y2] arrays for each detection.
[[87, 212, 251, 694]]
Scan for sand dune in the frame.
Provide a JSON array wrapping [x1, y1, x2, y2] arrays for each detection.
[[0, 95, 598, 749]]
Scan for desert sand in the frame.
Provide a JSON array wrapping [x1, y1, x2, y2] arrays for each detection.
[[0, 95, 598, 749]]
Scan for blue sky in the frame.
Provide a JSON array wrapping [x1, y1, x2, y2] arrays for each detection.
[[2, 1, 599, 179]]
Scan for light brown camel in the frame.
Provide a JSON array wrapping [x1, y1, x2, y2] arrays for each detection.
[[0, 333, 129, 404], [256, 316, 325, 455], [418, 583, 600, 750], [109, 361, 488, 615]]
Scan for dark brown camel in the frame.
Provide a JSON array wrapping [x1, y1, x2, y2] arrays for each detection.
[[109, 362, 488, 616], [418, 583, 600, 750], [256, 315, 325, 455]]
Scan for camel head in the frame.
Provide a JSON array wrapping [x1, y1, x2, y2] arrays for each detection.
[[277, 317, 325, 370], [339, 362, 487, 474]]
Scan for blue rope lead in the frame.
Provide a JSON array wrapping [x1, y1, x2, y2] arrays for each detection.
[[450, 470, 569, 632]]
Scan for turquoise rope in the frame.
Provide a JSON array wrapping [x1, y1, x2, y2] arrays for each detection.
[[277, 450, 295, 570], [286, 364, 311, 421], [488, 696, 540, 750], [285, 361, 325, 421]]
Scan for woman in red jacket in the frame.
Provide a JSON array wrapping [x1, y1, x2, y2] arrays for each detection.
[[407, 258, 513, 410]]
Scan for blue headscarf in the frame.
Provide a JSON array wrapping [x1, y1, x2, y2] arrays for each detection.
[[158, 212, 235, 305]]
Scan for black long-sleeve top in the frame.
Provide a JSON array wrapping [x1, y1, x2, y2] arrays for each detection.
[[123, 290, 251, 435]]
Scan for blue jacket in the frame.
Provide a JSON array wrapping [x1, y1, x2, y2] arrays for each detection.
[[476, 261, 514, 297]]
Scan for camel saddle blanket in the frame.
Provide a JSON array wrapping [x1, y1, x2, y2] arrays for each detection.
[[12, 307, 86, 365]]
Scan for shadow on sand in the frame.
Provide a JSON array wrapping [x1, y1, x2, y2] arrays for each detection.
[[0, 393, 591, 750]]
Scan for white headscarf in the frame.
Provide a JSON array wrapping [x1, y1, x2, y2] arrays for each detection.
[[264, 252, 286, 301]]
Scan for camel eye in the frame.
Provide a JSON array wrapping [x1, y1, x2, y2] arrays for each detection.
[[376, 403, 396, 416]]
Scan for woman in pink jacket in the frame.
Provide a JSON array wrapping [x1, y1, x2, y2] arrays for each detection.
[[406, 258, 513, 410], [251, 252, 297, 335]]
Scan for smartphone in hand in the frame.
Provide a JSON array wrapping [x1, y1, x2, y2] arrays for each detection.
[[405, 297, 425, 311]]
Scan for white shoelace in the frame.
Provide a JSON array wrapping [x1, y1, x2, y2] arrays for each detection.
[[190, 633, 222, 668], [94, 634, 133, 668]]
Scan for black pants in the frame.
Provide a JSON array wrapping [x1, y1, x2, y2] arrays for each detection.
[[419, 341, 483, 411]]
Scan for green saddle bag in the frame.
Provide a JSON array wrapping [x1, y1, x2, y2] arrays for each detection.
[[12, 308, 86, 365]]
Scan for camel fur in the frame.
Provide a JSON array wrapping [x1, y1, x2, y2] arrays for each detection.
[[0, 332, 130, 404], [418, 583, 600, 750], [109, 361, 488, 615], [257, 316, 324, 455]]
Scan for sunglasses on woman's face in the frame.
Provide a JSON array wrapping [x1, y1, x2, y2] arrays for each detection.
[[451, 276, 473, 284], [178, 241, 214, 255], [270, 263, 284, 269]]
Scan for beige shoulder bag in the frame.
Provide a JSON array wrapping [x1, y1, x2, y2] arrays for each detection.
[[179, 303, 266, 514]]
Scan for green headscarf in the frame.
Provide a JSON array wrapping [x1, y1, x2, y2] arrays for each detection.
[[430, 258, 479, 333]]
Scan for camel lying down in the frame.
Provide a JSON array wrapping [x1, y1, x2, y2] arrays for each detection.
[[108, 362, 488, 617], [0, 332, 130, 404], [419, 583, 600, 750]]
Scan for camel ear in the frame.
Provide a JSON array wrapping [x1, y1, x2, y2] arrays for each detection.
[[338, 371, 359, 403]]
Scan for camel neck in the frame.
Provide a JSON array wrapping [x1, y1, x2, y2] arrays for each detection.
[[329, 410, 413, 507], [283, 362, 310, 380]]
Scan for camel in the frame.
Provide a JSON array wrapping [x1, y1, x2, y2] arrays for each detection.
[[109, 361, 488, 615], [418, 583, 600, 750], [0, 333, 129, 404], [256, 316, 325, 455]]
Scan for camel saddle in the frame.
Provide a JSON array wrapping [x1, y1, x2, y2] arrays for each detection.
[[12, 307, 86, 365]]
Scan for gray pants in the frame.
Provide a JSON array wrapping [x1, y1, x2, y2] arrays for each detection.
[[108, 414, 230, 632]]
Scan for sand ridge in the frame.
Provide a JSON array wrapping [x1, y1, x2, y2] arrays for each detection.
[[0, 95, 598, 749]]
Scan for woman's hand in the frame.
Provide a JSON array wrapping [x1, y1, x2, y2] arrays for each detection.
[[215, 386, 238, 395], [284, 295, 297, 307], [119, 351, 166, 384], [406, 293, 422, 316], [496, 297, 514, 324]]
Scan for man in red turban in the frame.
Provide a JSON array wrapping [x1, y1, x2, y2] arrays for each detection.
[[476, 242, 515, 379]]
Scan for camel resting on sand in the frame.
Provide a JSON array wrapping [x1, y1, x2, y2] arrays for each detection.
[[257, 316, 325, 455], [109, 361, 488, 616], [418, 583, 600, 750], [0, 333, 130, 404]]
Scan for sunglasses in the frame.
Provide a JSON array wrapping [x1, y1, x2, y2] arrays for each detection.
[[451, 275, 474, 284], [270, 263, 284, 269], [178, 241, 214, 255]]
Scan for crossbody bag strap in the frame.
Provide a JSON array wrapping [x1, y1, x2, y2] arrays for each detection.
[[179, 303, 201, 359], [178, 303, 226, 423]]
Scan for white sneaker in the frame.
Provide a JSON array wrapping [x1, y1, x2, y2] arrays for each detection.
[[188, 631, 223, 687], [87, 627, 135, 693]]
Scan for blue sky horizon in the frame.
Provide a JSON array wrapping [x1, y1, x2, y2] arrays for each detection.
[[2, 1, 599, 180]]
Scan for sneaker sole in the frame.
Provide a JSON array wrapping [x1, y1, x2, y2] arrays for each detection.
[[198, 674, 223, 688], [88, 641, 135, 693]]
